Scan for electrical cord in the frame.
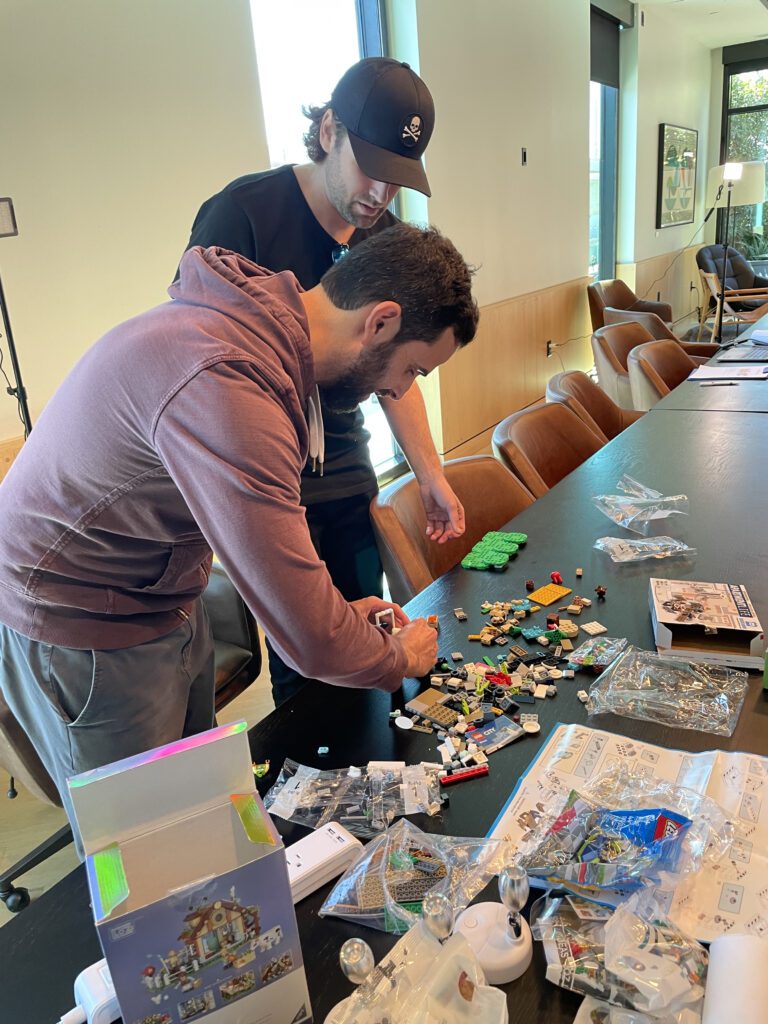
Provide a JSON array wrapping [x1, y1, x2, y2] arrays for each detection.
[[58, 1007, 87, 1024]]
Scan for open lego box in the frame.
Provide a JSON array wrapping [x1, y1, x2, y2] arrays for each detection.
[[68, 722, 312, 1024], [650, 578, 765, 670]]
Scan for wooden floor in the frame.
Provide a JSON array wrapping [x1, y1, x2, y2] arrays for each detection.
[[0, 635, 274, 928]]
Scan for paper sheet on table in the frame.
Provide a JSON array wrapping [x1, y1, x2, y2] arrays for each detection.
[[688, 364, 768, 380], [487, 722, 768, 943]]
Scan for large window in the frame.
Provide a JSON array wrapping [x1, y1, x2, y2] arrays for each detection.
[[589, 8, 619, 280], [720, 63, 768, 260], [589, 81, 618, 278], [250, 0, 403, 477]]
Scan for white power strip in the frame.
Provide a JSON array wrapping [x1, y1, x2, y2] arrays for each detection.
[[59, 958, 120, 1024], [286, 822, 363, 903]]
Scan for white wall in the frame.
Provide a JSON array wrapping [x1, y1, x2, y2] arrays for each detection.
[[0, 0, 268, 439], [412, 0, 590, 308], [618, 6, 713, 265]]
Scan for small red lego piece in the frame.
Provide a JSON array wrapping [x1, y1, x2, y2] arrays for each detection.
[[595, 585, 607, 600], [525, 579, 535, 591], [550, 571, 563, 585]]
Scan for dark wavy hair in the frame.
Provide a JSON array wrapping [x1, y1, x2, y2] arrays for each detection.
[[302, 103, 346, 162], [321, 224, 479, 348]]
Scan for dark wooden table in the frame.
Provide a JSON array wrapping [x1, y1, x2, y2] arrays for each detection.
[[2, 410, 768, 1024], [655, 312, 768, 414]]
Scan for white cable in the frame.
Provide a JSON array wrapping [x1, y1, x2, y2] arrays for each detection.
[[58, 1008, 87, 1024]]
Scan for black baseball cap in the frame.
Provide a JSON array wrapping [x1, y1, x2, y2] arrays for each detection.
[[331, 58, 435, 197]]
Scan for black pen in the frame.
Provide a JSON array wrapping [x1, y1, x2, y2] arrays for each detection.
[[700, 382, 738, 387]]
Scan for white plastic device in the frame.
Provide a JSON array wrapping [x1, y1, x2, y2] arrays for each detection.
[[455, 865, 533, 985], [286, 821, 363, 903], [59, 958, 120, 1024]]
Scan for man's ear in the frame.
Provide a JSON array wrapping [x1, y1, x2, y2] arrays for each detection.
[[361, 301, 402, 349], [319, 109, 336, 156]]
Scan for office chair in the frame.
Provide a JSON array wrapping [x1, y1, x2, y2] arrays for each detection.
[[546, 370, 643, 442]]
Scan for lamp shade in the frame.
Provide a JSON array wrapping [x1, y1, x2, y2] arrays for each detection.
[[706, 161, 766, 208]]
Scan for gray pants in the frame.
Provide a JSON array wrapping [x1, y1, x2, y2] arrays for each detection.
[[0, 600, 215, 857]]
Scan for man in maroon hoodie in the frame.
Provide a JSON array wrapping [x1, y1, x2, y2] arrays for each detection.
[[0, 223, 477, 849]]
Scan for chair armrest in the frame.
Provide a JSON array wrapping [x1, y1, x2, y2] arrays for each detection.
[[634, 298, 673, 322], [724, 287, 768, 297], [680, 343, 719, 358]]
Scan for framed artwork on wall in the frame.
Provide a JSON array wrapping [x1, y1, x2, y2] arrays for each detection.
[[656, 123, 698, 228]]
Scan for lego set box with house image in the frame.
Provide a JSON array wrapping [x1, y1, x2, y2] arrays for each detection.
[[68, 722, 311, 1024]]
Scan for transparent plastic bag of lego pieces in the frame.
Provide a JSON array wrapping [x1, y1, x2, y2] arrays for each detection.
[[328, 926, 508, 1024], [574, 996, 701, 1024], [319, 818, 511, 934], [531, 892, 707, 1020], [517, 765, 731, 896], [529, 893, 629, 1005], [603, 888, 708, 1019], [263, 759, 442, 839], [586, 648, 749, 737], [592, 476, 689, 535], [594, 536, 697, 564], [568, 636, 628, 669]]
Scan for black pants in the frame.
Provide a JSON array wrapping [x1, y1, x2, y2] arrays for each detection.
[[267, 493, 383, 706]]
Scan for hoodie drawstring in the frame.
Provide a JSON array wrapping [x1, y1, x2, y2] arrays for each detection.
[[307, 385, 325, 476]]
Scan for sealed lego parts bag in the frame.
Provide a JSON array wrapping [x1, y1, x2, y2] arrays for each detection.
[[594, 536, 697, 563], [327, 927, 508, 1024], [574, 997, 701, 1024], [587, 648, 748, 737], [530, 890, 707, 1019], [593, 475, 689, 536], [517, 765, 730, 897], [319, 819, 511, 934], [263, 759, 442, 839]]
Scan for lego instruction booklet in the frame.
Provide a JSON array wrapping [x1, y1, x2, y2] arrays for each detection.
[[487, 723, 768, 942]]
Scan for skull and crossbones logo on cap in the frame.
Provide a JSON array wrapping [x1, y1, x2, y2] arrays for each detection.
[[400, 114, 423, 147]]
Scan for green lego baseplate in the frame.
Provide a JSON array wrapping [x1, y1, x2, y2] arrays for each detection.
[[460, 530, 529, 571], [520, 626, 566, 643]]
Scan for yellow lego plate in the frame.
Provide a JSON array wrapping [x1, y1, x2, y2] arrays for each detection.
[[526, 583, 572, 606]]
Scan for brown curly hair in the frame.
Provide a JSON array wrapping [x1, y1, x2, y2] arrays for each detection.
[[302, 103, 347, 162]]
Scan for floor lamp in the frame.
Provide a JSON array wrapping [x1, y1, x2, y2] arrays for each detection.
[[705, 161, 767, 345], [0, 198, 33, 437]]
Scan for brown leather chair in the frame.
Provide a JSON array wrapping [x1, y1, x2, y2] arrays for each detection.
[[591, 322, 653, 409], [545, 370, 643, 442], [492, 403, 604, 499], [371, 456, 534, 606], [0, 563, 261, 912], [627, 340, 696, 411], [602, 308, 719, 361], [588, 278, 672, 331]]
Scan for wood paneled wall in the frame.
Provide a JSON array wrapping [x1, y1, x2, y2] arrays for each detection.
[[618, 245, 702, 330], [436, 276, 593, 457], [0, 435, 23, 483]]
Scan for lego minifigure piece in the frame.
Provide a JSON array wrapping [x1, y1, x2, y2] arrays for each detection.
[[454, 607, 468, 621], [550, 571, 564, 585], [577, 690, 589, 703], [525, 579, 535, 591], [595, 585, 607, 600], [576, 567, 583, 577]]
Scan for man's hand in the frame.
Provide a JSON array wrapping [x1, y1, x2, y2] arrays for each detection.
[[420, 475, 465, 544], [395, 618, 438, 677], [350, 596, 410, 629]]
